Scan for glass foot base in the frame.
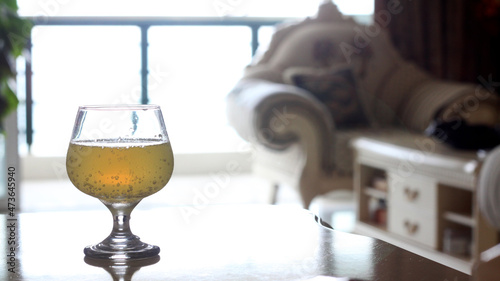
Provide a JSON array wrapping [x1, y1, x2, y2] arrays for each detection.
[[84, 235, 160, 260]]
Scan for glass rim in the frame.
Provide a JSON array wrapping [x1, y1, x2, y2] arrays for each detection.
[[78, 104, 161, 111]]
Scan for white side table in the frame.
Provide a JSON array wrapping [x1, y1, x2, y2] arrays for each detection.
[[351, 131, 499, 274]]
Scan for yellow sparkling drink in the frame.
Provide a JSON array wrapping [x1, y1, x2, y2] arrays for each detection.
[[66, 140, 174, 203]]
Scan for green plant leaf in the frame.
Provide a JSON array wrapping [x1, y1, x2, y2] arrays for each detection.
[[0, 79, 18, 119], [2, 0, 19, 11], [0, 0, 32, 133]]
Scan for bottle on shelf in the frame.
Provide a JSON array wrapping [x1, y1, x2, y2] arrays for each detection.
[[369, 198, 387, 226]]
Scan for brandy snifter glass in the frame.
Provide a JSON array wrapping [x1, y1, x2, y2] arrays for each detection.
[[66, 105, 174, 260]]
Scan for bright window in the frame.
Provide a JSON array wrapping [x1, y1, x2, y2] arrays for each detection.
[[25, 26, 141, 156], [147, 26, 252, 153], [16, 0, 373, 157], [18, 0, 324, 17]]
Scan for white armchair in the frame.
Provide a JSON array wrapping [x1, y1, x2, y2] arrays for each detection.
[[226, 1, 498, 208]]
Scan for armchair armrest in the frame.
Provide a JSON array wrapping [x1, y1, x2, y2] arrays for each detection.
[[227, 79, 330, 139], [227, 78, 335, 165], [226, 78, 339, 206]]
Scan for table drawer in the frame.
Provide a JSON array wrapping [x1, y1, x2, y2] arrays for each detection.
[[389, 208, 437, 248], [388, 174, 437, 212]]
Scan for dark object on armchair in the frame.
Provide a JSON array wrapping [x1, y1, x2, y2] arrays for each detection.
[[426, 119, 500, 150]]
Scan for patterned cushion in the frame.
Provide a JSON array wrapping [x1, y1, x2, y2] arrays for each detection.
[[283, 66, 371, 129]]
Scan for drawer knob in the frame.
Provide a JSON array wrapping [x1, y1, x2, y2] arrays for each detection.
[[404, 220, 419, 235], [404, 187, 419, 201]]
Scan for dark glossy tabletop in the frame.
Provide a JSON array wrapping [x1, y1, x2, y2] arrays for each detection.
[[0, 204, 469, 280]]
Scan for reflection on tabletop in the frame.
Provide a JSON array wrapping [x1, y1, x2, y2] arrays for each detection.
[[84, 255, 160, 281]]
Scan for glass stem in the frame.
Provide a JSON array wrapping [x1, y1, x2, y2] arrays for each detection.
[[85, 200, 159, 258], [103, 201, 140, 241]]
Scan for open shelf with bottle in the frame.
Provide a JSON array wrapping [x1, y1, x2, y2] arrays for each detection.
[[357, 165, 388, 229]]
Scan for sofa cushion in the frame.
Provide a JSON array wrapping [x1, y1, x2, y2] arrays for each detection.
[[283, 66, 371, 129]]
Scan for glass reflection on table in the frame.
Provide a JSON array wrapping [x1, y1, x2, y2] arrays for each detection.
[[84, 255, 160, 281]]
